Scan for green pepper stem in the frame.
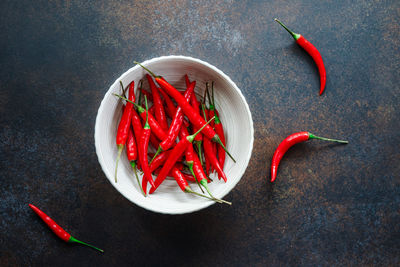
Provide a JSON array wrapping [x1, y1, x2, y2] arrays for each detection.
[[203, 83, 209, 107], [184, 187, 223, 203], [187, 116, 215, 143], [138, 81, 143, 105], [206, 84, 214, 110], [200, 180, 232, 205], [144, 95, 149, 128], [131, 161, 145, 196], [195, 141, 203, 166], [308, 133, 348, 144], [69, 236, 104, 253], [115, 145, 123, 183], [150, 146, 163, 165], [119, 81, 128, 99], [134, 61, 160, 79], [187, 162, 204, 193], [274, 18, 301, 40], [211, 81, 215, 107], [114, 94, 144, 113], [212, 135, 236, 163]]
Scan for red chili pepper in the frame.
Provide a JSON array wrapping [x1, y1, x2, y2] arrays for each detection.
[[149, 151, 171, 173], [149, 117, 215, 194], [189, 80, 204, 166], [151, 81, 196, 162], [201, 102, 211, 175], [214, 111, 226, 169], [157, 86, 176, 117], [205, 85, 218, 174], [146, 74, 168, 131], [29, 204, 103, 252], [131, 105, 143, 170], [208, 84, 226, 169], [191, 93, 203, 143], [206, 82, 216, 128], [204, 135, 227, 182], [138, 96, 156, 194], [179, 126, 204, 193], [275, 19, 327, 95], [115, 81, 135, 183], [270, 132, 348, 182], [126, 126, 144, 195], [184, 74, 190, 88], [148, 105, 155, 116], [135, 62, 236, 163]]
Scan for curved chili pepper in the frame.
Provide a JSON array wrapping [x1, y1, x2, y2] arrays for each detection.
[[149, 117, 215, 194], [275, 19, 327, 95], [134, 62, 236, 163], [201, 102, 211, 175], [138, 96, 155, 194], [270, 132, 348, 182], [214, 112, 225, 168], [179, 126, 204, 193], [151, 81, 196, 162], [29, 204, 103, 253], [209, 86, 226, 168], [131, 104, 143, 170], [158, 86, 176, 118], [149, 151, 171, 173], [189, 80, 204, 166], [157, 84, 190, 127], [146, 74, 168, 131], [206, 85, 217, 174], [148, 105, 155, 116], [115, 81, 135, 183], [126, 126, 144, 195], [204, 136, 227, 182]]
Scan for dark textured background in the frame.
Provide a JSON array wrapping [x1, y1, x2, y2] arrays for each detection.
[[1, 0, 399, 266]]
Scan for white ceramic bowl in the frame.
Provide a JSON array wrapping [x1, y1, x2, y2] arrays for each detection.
[[95, 56, 253, 214]]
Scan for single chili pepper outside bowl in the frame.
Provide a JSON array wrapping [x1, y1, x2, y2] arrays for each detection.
[[95, 55, 254, 214]]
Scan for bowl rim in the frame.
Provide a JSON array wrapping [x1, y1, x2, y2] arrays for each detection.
[[94, 55, 254, 214]]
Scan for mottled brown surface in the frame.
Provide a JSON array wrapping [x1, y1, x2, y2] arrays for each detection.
[[0, 0, 399, 266]]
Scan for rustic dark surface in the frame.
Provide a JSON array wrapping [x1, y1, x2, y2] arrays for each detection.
[[1, 0, 399, 266]]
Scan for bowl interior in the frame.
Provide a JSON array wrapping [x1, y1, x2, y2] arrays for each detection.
[[95, 56, 253, 214]]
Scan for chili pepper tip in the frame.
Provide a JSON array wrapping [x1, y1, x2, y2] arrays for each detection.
[[199, 180, 232, 205]]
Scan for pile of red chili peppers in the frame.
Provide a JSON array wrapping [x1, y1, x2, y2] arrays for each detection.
[[113, 63, 233, 205]]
